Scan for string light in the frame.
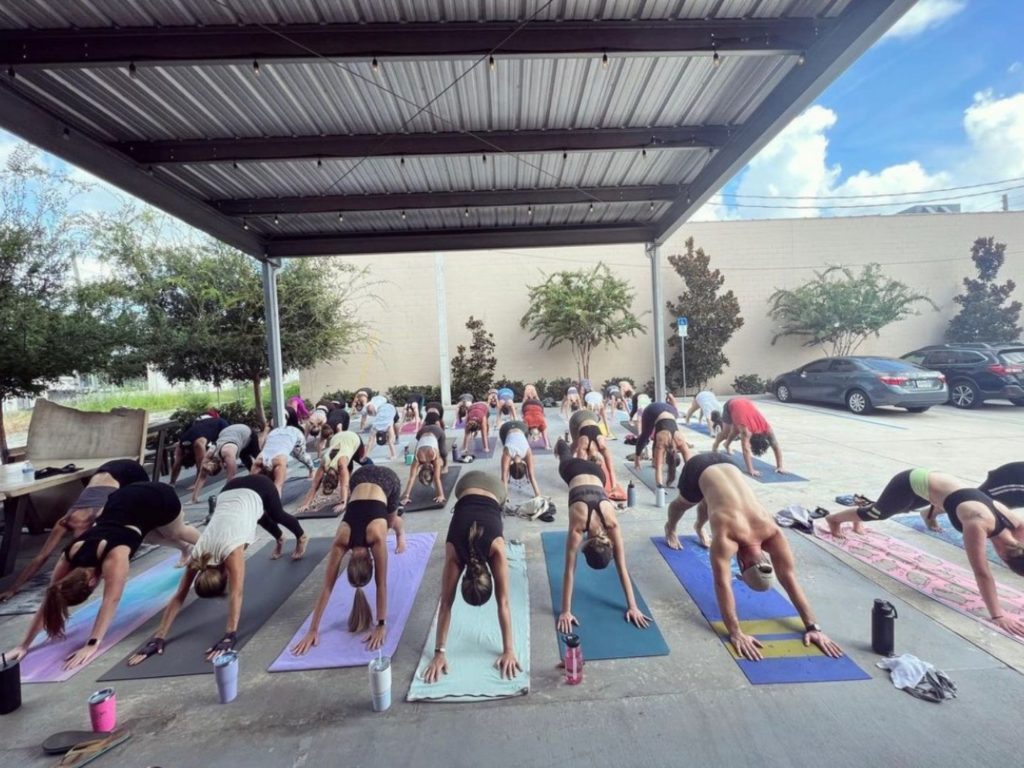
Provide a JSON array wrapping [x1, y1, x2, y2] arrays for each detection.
[[317, 158, 322, 168], [401, 210, 407, 219], [649, 202, 655, 211], [62, 127, 70, 140], [713, 48, 721, 67], [128, 61, 137, 79], [273, 214, 279, 225], [464, 208, 470, 217], [482, 154, 487, 164], [400, 157, 405, 166], [528, 205, 533, 216], [252, 59, 260, 76], [588, 202, 594, 213], [6, 65, 15, 79], [797, 51, 806, 66], [371, 57, 379, 72], [602, 52, 609, 68], [232, 161, 238, 170], [338, 212, 344, 222], [642, 149, 647, 159], [489, 55, 496, 71], [562, 151, 568, 161], [243, 218, 249, 230]]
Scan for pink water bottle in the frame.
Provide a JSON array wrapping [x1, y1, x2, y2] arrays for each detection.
[[88, 688, 117, 732], [563, 633, 583, 685]]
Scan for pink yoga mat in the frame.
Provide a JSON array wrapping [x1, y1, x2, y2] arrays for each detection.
[[21, 554, 182, 683], [268, 532, 436, 672], [815, 524, 1024, 643]]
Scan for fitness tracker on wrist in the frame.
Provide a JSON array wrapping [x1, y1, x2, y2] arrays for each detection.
[[434, 646, 446, 655], [86, 638, 99, 646], [804, 623, 821, 634], [377, 619, 386, 627]]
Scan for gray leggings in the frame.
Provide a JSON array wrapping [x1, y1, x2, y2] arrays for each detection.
[[454, 470, 507, 507]]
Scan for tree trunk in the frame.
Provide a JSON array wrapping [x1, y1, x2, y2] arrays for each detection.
[[253, 377, 266, 428], [0, 407, 8, 464]]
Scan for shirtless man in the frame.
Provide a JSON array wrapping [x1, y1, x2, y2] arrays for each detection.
[[664, 452, 843, 661]]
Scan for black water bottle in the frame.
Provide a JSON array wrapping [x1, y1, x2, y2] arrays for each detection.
[[871, 599, 897, 656]]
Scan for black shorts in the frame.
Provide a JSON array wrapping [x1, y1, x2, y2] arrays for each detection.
[[677, 453, 734, 503]]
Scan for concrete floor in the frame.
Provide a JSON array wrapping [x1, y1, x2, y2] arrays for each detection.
[[2, 398, 1024, 768]]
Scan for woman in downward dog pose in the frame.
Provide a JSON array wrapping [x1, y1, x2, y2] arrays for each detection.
[[583, 389, 611, 434], [6, 482, 200, 669], [684, 391, 723, 435], [825, 468, 1024, 636], [494, 386, 517, 429], [554, 440, 651, 633], [191, 423, 261, 503], [561, 385, 583, 420], [126, 477, 305, 667], [521, 384, 551, 449], [252, 425, 316, 494], [401, 392, 426, 434], [499, 420, 542, 498], [291, 466, 406, 655], [298, 430, 367, 513], [461, 400, 491, 456], [569, 409, 622, 493], [632, 397, 692, 489], [422, 471, 521, 683], [400, 422, 448, 507]]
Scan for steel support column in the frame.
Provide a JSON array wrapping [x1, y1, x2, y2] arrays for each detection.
[[262, 259, 286, 429], [435, 253, 452, 407], [647, 242, 666, 402]]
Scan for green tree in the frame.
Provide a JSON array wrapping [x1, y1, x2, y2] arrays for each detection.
[[946, 237, 1022, 343], [450, 316, 497, 398], [768, 263, 937, 357], [665, 238, 744, 392], [520, 263, 645, 380], [96, 211, 370, 426], [0, 147, 138, 460]]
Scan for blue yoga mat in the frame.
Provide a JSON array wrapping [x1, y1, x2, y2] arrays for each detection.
[[893, 514, 1003, 566], [541, 531, 668, 661], [720, 451, 807, 483], [682, 421, 712, 436], [652, 536, 868, 685]]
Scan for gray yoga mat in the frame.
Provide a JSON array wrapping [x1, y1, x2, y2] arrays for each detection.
[[619, 420, 639, 436], [98, 537, 332, 681], [465, 434, 497, 459], [404, 466, 462, 512], [625, 462, 678, 492]]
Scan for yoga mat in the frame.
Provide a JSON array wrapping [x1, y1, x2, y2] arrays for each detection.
[[598, 421, 617, 440], [408, 542, 530, 702], [541, 531, 668, 661], [619, 420, 639, 436], [404, 466, 462, 512], [400, 421, 419, 435], [296, 495, 343, 520], [466, 434, 496, 459], [268, 533, 435, 672], [727, 452, 807, 483], [99, 538, 333, 680], [681, 421, 712, 436], [815, 524, 1024, 645], [893, 514, 1003, 566], [625, 462, 672, 493], [281, 475, 312, 506], [20, 554, 183, 683], [652, 536, 869, 684]]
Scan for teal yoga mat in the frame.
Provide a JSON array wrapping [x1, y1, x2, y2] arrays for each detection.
[[541, 531, 668, 661], [408, 542, 530, 701]]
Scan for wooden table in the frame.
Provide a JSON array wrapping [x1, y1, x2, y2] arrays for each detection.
[[0, 458, 126, 577], [146, 418, 177, 481]]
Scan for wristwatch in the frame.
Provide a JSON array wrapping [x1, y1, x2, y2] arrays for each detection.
[[434, 646, 446, 655], [377, 619, 386, 627], [804, 623, 821, 633], [86, 637, 99, 646]]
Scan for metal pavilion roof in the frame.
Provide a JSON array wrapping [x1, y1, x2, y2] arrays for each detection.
[[0, 0, 915, 259]]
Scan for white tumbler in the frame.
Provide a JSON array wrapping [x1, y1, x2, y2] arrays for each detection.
[[368, 656, 391, 712]]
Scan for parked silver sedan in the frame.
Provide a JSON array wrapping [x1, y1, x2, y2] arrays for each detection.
[[772, 356, 948, 414]]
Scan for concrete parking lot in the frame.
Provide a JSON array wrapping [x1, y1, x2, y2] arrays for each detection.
[[2, 398, 1023, 768]]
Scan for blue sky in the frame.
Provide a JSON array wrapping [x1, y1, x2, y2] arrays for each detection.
[[2, 0, 1022, 227], [705, 0, 1024, 220]]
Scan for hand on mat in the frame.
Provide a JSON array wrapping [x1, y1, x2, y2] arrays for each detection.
[[291, 629, 319, 656], [775, 467, 789, 475], [127, 637, 165, 667], [803, 629, 843, 658], [557, 611, 579, 634], [0, 588, 17, 602], [423, 652, 448, 684], [332, 501, 347, 515], [992, 615, 1024, 637], [205, 631, 237, 662], [495, 650, 521, 680], [729, 631, 764, 661], [624, 607, 651, 629], [749, 469, 762, 478], [4, 645, 27, 664], [401, 496, 412, 506], [63, 643, 99, 670], [364, 625, 386, 651]]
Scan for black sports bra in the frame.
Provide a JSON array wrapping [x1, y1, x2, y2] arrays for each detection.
[[944, 489, 1013, 538], [65, 524, 143, 568]]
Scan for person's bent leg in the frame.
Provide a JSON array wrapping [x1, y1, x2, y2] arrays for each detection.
[[694, 501, 711, 548], [170, 444, 186, 483], [222, 444, 240, 481], [272, 456, 288, 495], [257, 513, 286, 559], [150, 511, 201, 566], [827, 469, 914, 538], [665, 495, 698, 550]]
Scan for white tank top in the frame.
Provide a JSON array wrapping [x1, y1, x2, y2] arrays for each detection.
[[504, 429, 530, 459], [416, 433, 439, 453], [585, 391, 603, 408], [192, 489, 260, 565]]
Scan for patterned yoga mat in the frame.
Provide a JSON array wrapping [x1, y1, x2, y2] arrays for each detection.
[[815, 524, 1024, 643]]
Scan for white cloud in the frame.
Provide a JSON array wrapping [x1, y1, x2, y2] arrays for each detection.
[[1010, 62, 1023, 75], [697, 88, 1024, 221], [884, 0, 966, 40]]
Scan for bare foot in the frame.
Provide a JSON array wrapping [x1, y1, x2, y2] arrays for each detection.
[[175, 546, 193, 568], [292, 534, 309, 560], [920, 506, 942, 532], [826, 516, 845, 539], [852, 521, 867, 535], [665, 523, 682, 550], [396, 532, 407, 554], [271, 538, 284, 560], [695, 525, 710, 548]]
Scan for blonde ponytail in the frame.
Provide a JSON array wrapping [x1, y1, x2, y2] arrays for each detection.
[[461, 522, 494, 606], [347, 550, 374, 632]]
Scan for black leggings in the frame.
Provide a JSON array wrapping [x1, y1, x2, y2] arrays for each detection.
[[857, 469, 928, 521], [257, 495, 305, 541]]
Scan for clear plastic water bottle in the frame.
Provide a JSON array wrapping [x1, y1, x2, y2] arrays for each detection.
[[564, 633, 583, 685], [21, 461, 34, 477]]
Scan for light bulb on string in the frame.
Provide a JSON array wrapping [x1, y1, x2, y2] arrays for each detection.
[[252, 59, 260, 76]]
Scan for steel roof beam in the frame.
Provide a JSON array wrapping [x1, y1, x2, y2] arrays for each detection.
[[2, 20, 830, 69], [215, 185, 680, 216], [267, 224, 654, 257], [115, 126, 729, 165]]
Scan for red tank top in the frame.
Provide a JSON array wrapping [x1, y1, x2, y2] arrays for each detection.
[[729, 398, 771, 434]]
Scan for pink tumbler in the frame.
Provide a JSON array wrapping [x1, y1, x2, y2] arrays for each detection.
[[88, 688, 117, 732], [563, 633, 583, 685]]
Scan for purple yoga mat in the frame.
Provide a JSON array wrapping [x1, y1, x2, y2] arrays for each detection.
[[20, 554, 182, 683], [267, 532, 436, 672]]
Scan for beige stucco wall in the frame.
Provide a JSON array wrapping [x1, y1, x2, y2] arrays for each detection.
[[300, 210, 1024, 400]]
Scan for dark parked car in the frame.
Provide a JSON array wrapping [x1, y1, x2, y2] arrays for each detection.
[[772, 356, 947, 414], [902, 343, 1024, 408]]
